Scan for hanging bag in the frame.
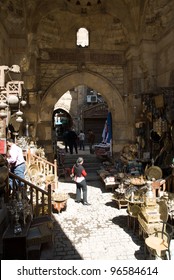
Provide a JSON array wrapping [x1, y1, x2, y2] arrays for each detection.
[[70, 173, 75, 181]]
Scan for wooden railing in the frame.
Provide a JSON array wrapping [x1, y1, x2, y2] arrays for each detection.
[[25, 149, 58, 191], [7, 172, 52, 218]]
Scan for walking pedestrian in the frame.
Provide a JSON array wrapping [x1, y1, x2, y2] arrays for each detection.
[[71, 157, 90, 205], [67, 128, 78, 154], [78, 130, 85, 150]]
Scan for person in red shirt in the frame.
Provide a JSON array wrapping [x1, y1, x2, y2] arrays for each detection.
[[71, 157, 90, 205]]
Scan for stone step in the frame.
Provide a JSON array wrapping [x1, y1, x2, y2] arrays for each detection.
[[64, 163, 101, 171], [59, 152, 102, 182], [64, 156, 101, 164]]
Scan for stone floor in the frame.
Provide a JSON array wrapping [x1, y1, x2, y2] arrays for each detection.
[[42, 179, 146, 260], [0, 145, 147, 260]]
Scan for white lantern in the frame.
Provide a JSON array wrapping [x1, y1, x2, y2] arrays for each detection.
[[0, 101, 8, 109], [16, 110, 23, 116], [20, 100, 27, 106], [0, 110, 7, 118], [16, 116, 23, 122]]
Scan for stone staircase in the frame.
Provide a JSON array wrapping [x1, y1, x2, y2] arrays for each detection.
[[60, 150, 103, 181]]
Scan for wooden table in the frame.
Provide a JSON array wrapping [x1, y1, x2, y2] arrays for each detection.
[[52, 193, 69, 213], [52, 199, 67, 213], [113, 198, 128, 209]]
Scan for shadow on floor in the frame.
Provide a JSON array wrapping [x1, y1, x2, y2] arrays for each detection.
[[111, 215, 146, 260], [47, 215, 83, 260]]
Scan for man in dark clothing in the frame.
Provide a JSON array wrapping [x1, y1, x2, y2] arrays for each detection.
[[67, 128, 78, 154]]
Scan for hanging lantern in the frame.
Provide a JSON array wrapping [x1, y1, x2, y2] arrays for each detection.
[[16, 109, 23, 116], [16, 116, 23, 122], [0, 110, 7, 118], [0, 101, 8, 109], [20, 100, 27, 106]]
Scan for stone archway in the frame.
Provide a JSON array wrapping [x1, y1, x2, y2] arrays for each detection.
[[36, 71, 133, 157]]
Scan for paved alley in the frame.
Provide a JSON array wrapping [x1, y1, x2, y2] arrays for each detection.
[[49, 179, 145, 260]]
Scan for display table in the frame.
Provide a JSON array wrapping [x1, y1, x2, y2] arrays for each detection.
[[112, 197, 128, 209], [112, 190, 129, 209], [94, 143, 110, 157], [98, 169, 119, 192], [103, 180, 119, 192]]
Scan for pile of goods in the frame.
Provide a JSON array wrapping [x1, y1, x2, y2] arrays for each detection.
[[130, 176, 146, 186]]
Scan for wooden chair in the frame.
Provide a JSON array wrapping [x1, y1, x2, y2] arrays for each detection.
[[127, 204, 141, 233], [145, 222, 174, 260]]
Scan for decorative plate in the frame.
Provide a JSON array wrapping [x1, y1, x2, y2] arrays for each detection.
[[27, 164, 40, 177], [145, 166, 162, 180]]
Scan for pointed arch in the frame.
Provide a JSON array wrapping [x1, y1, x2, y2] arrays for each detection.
[[39, 70, 126, 122]]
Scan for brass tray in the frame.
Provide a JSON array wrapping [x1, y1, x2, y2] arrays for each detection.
[[27, 164, 40, 177], [145, 166, 162, 180]]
